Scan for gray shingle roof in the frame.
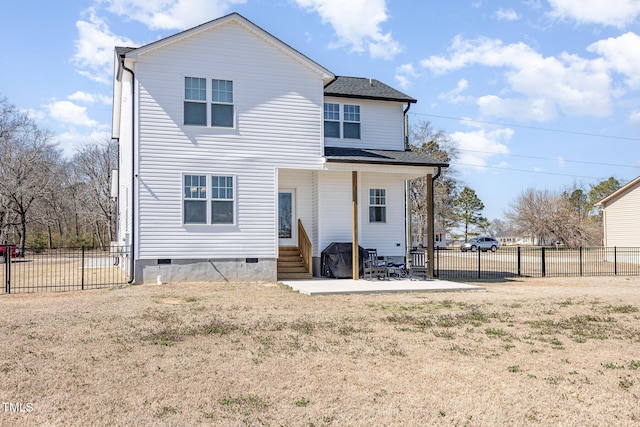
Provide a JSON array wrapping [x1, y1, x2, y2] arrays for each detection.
[[324, 147, 448, 167], [324, 76, 417, 103]]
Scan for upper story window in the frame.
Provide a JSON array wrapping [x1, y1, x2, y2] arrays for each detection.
[[184, 77, 234, 128], [369, 188, 386, 223], [211, 79, 234, 127], [183, 174, 235, 225], [184, 77, 207, 126], [343, 104, 361, 139], [323, 102, 361, 139], [324, 103, 340, 138]]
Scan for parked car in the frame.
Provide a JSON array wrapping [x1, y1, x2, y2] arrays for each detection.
[[0, 244, 18, 261], [460, 237, 499, 252]]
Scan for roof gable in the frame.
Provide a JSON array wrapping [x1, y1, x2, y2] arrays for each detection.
[[597, 176, 640, 207], [118, 13, 334, 80]]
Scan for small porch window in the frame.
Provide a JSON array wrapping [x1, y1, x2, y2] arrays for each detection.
[[369, 188, 386, 223]]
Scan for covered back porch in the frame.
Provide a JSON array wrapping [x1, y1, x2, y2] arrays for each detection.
[[277, 147, 447, 281]]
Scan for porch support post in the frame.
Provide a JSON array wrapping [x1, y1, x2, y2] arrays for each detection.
[[352, 171, 359, 280], [426, 173, 434, 279]]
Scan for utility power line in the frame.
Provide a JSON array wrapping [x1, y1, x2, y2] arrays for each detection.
[[452, 162, 605, 180], [410, 112, 640, 142], [458, 149, 640, 169]]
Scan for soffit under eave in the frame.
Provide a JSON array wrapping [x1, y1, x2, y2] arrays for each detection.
[[324, 162, 440, 177]]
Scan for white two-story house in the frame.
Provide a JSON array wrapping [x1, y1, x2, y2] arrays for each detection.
[[112, 13, 447, 284]]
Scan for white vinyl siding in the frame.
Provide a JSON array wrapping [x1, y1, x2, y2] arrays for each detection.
[[132, 20, 326, 259], [324, 96, 405, 150], [602, 184, 640, 247], [316, 171, 406, 257]]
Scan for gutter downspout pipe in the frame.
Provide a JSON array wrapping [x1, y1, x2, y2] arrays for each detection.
[[121, 58, 136, 284], [403, 102, 412, 150]]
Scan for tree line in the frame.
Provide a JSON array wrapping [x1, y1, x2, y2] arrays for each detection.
[[409, 121, 622, 248], [0, 96, 116, 252]]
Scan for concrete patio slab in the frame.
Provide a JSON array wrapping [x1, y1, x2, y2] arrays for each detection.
[[280, 277, 485, 296]]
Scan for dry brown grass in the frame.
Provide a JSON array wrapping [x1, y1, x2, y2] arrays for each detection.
[[1, 276, 640, 426]]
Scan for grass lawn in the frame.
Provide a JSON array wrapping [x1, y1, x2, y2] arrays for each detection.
[[1, 276, 639, 426]]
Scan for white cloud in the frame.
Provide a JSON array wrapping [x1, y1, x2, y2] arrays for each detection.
[[73, 10, 137, 83], [394, 63, 420, 89], [421, 36, 613, 121], [629, 111, 640, 134], [47, 101, 98, 127], [54, 130, 112, 157], [450, 128, 512, 170], [494, 8, 520, 21], [68, 91, 111, 105], [293, 0, 402, 59], [104, 0, 247, 30], [548, 0, 640, 28], [588, 32, 640, 90], [438, 79, 472, 104]]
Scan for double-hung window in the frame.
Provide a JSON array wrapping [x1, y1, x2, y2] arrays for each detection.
[[211, 176, 234, 224], [184, 77, 234, 127], [343, 104, 360, 139], [323, 103, 361, 139], [369, 188, 386, 223], [183, 175, 207, 223], [324, 103, 340, 138], [211, 79, 234, 127], [183, 174, 235, 225], [184, 77, 207, 126]]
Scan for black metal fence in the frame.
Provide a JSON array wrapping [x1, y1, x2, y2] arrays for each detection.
[[433, 246, 640, 279], [1, 245, 130, 294]]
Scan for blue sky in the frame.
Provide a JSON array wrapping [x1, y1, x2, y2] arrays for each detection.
[[2, 0, 640, 220]]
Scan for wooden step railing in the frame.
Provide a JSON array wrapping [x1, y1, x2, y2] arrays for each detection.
[[298, 219, 312, 276]]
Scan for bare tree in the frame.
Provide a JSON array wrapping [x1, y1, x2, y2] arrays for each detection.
[[72, 138, 118, 248], [506, 187, 602, 247], [0, 97, 59, 251], [409, 121, 460, 246]]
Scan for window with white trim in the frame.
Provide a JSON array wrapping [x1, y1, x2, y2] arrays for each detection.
[[211, 175, 234, 224], [184, 77, 234, 128], [343, 104, 361, 139], [211, 79, 234, 127], [323, 102, 361, 139], [324, 103, 340, 138], [183, 174, 207, 223], [369, 188, 386, 223], [183, 174, 235, 225], [184, 77, 207, 126]]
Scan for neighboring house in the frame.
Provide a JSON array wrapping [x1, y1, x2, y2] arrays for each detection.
[[112, 13, 447, 284], [596, 176, 640, 248]]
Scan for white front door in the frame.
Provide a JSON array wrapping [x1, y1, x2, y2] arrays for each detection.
[[278, 190, 296, 246]]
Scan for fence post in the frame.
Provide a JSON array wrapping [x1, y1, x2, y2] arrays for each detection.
[[434, 247, 439, 278], [614, 247, 617, 276], [579, 246, 583, 277], [517, 246, 521, 277], [541, 247, 546, 277], [4, 246, 10, 294], [81, 246, 85, 290], [477, 247, 481, 279]]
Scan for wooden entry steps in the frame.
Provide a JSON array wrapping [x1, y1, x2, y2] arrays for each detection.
[[277, 246, 312, 280]]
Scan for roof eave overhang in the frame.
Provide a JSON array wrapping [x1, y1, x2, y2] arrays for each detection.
[[325, 158, 446, 168], [324, 93, 417, 103]]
